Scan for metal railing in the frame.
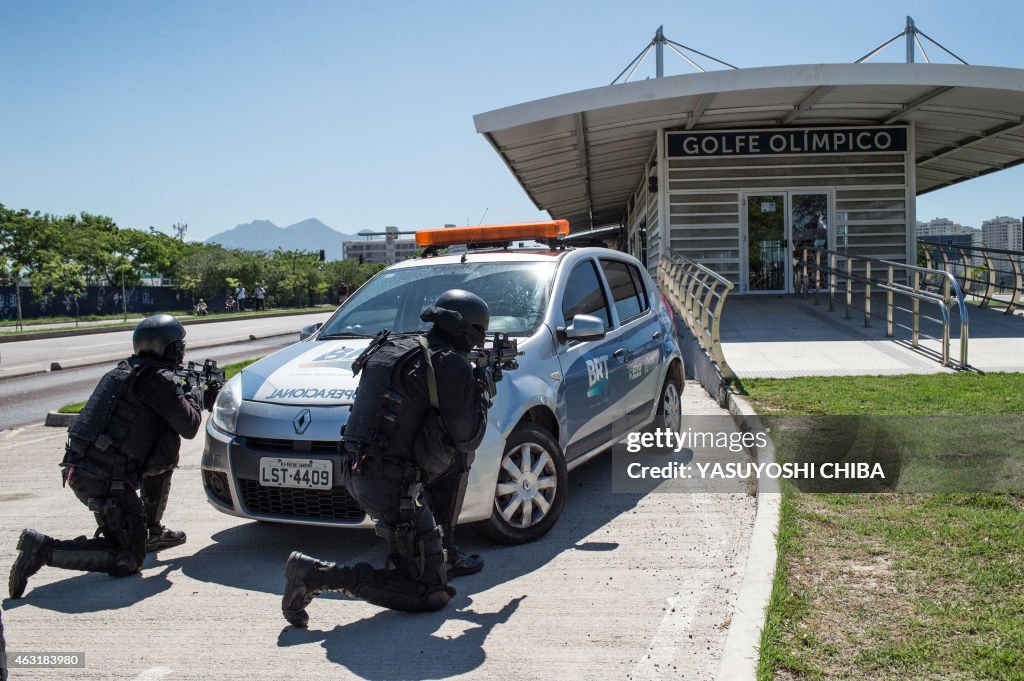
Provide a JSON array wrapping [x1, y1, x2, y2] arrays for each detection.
[[658, 252, 735, 381], [918, 239, 1024, 315], [799, 248, 970, 368]]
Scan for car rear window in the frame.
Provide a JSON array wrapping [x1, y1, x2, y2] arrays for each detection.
[[600, 259, 649, 323], [319, 261, 556, 338]]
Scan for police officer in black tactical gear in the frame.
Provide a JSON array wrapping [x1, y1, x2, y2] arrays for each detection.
[[8, 314, 205, 599], [281, 289, 493, 626]]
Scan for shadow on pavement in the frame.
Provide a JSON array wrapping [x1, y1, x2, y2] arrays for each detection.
[[4, 453, 648, 680], [277, 595, 526, 680]]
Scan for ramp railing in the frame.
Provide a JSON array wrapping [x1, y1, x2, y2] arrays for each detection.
[[799, 248, 970, 368], [658, 252, 735, 381], [919, 239, 1024, 315]]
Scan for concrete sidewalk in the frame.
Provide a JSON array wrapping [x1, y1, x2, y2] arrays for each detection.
[[721, 293, 1024, 378], [0, 382, 756, 680]]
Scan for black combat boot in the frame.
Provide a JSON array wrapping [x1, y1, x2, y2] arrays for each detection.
[[8, 529, 52, 599], [282, 552, 356, 628], [443, 527, 483, 578], [146, 525, 187, 552]]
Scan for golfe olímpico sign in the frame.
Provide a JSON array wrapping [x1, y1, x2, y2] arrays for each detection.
[[666, 126, 908, 157]]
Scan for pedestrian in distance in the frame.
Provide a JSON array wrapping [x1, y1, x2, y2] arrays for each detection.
[[235, 283, 247, 312], [8, 315, 221, 599], [281, 290, 494, 626], [254, 283, 266, 311]]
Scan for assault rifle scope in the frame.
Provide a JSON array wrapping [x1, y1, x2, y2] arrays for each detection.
[[176, 359, 226, 411], [467, 332, 522, 384]]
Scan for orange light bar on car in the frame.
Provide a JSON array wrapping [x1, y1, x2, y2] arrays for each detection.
[[415, 220, 570, 247]]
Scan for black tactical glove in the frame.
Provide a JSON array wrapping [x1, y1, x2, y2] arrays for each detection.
[[473, 365, 497, 400], [186, 384, 203, 409], [203, 381, 222, 411]]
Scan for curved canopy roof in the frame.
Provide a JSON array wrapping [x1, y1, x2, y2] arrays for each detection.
[[473, 63, 1024, 230]]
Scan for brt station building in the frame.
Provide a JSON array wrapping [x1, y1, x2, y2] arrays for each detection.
[[474, 59, 1024, 381]]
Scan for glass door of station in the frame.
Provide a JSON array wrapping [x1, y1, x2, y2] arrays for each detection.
[[743, 192, 830, 293]]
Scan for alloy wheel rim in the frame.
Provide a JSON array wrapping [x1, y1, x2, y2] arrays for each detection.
[[662, 382, 682, 433], [494, 442, 558, 528]]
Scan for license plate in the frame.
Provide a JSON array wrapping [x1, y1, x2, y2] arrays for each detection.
[[258, 457, 332, 490]]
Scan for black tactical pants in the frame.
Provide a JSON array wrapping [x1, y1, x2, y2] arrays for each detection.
[[423, 452, 471, 551], [324, 466, 450, 611], [54, 472, 147, 577]]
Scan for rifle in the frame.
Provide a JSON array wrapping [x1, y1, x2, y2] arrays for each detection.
[[467, 332, 522, 385], [176, 359, 226, 411]]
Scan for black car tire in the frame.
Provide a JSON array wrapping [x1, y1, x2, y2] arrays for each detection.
[[474, 422, 568, 545], [659, 369, 683, 433]]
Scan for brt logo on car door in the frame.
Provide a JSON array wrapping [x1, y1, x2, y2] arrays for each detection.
[[585, 355, 609, 398]]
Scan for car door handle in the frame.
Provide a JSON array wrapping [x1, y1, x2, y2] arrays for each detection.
[[613, 348, 626, 358], [652, 331, 662, 340]]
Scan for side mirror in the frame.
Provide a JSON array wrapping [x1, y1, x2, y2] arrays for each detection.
[[299, 322, 323, 341], [556, 314, 606, 344]]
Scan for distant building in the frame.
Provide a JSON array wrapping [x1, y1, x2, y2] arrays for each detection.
[[917, 218, 983, 268], [343, 226, 419, 264], [981, 216, 1023, 252], [916, 217, 976, 238]]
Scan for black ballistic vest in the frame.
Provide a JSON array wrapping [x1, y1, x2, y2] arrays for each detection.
[[343, 335, 432, 462], [65, 357, 173, 480]]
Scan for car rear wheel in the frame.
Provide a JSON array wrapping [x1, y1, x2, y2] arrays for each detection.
[[660, 371, 682, 433], [474, 422, 567, 545]]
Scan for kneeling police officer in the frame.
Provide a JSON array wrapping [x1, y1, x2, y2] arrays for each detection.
[[8, 314, 207, 598], [282, 290, 492, 626]]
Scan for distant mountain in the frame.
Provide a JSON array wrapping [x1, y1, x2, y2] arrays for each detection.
[[204, 218, 356, 260]]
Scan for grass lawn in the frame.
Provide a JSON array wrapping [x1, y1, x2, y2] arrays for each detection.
[[745, 373, 1024, 681], [57, 357, 261, 415]]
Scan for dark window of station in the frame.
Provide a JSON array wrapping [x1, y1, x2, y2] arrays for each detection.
[[600, 259, 648, 323], [561, 260, 610, 328]]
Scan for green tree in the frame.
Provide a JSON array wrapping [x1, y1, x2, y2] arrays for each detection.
[[31, 259, 88, 326], [0, 205, 54, 329]]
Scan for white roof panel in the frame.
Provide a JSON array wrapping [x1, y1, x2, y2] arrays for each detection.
[[475, 63, 1024, 230]]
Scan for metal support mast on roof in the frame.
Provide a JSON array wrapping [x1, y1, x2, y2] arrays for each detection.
[[856, 16, 969, 65], [611, 26, 737, 85]]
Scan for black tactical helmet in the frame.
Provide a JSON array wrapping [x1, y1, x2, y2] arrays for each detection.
[[133, 314, 186, 364], [420, 289, 489, 350]]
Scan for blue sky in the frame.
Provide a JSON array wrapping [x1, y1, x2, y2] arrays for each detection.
[[1, 0, 1022, 240]]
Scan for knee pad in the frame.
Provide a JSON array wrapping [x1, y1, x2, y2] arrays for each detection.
[[349, 563, 455, 613], [109, 550, 141, 577]]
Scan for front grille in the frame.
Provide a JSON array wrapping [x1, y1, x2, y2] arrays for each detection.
[[246, 437, 340, 452], [238, 479, 365, 521]]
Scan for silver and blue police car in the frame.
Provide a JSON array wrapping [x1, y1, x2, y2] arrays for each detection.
[[201, 221, 684, 544]]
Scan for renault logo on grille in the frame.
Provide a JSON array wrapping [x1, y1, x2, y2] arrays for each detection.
[[293, 409, 312, 434]]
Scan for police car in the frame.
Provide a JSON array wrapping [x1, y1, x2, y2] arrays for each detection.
[[202, 221, 684, 544]]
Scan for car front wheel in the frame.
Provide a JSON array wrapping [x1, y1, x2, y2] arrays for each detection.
[[474, 422, 568, 545]]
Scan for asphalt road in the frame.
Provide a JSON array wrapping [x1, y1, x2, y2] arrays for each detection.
[[0, 313, 331, 376], [0, 335, 299, 431], [0, 382, 755, 681]]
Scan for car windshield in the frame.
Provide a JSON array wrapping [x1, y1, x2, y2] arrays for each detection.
[[319, 261, 557, 338]]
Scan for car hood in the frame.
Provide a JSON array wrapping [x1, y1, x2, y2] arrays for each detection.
[[240, 338, 373, 405]]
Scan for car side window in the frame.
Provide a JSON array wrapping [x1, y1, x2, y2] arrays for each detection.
[[599, 259, 648, 323], [561, 260, 611, 328], [627, 264, 650, 311]]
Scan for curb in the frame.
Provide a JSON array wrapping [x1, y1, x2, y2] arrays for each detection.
[[3, 329, 299, 383], [44, 412, 77, 427], [715, 392, 781, 681], [0, 308, 331, 344]]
